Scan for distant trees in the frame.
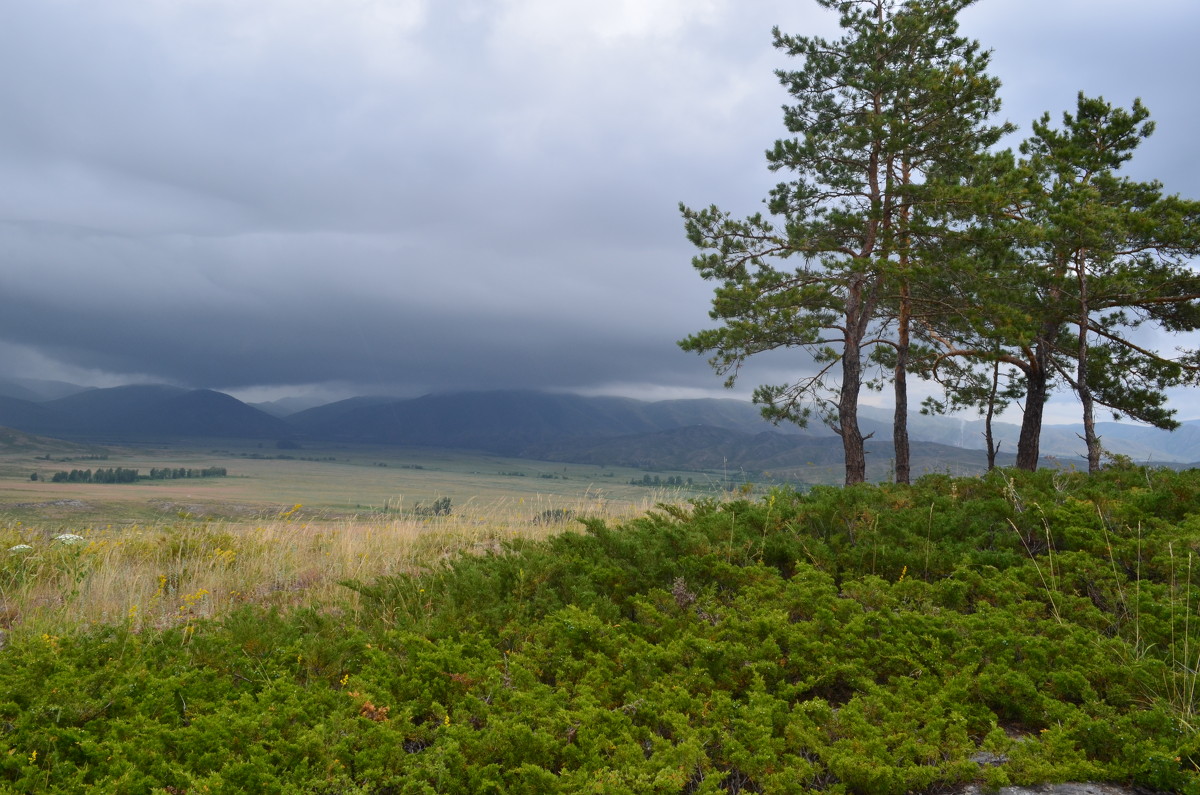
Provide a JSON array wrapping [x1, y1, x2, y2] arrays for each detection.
[[683, 0, 1200, 482], [43, 466, 228, 483], [629, 475, 691, 487], [147, 467, 228, 480], [49, 468, 139, 484]]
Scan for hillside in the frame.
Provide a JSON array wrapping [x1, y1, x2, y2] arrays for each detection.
[[0, 385, 1195, 472], [858, 406, 1200, 464], [0, 396, 63, 435], [0, 377, 92, 402], [0, 426, 106, 456], [0, 385, 293, 440], [1, 468, 1199, 791], [287, 390, 816, 452], [528, 425, 1015, 480]]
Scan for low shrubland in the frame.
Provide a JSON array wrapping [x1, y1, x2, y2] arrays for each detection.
[[1, 466, 1200, 793]]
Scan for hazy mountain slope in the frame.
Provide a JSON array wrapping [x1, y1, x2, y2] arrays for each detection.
[[636, 399, 819, 437], [1088, 419, 1200, 463], [290, 390, 1199, 467], [291, 391, 650, 451], [529, 425, 816, 469], [295, 391, 825, 449], [530, 424, 1016, 480], [46, 384, 190, 424], [6, 385, 291, 440], [0, 426, 108, 455], [0, 396, 65, 435], [0, 381, 44, 402], [149, 390, 294, 438], [857, 406, 1200, 463], [290, 391, 808, 452], [285, 395, 402, 425], [250, 396, 350, 418], [0, 378, 94, 402], [2, 383, 1193, 469]]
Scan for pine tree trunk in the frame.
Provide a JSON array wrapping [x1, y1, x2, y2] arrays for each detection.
[[893, 284, 911, 485], [984, 415, 998, 470], [840, 276, 869, 485], [1076, 266, 1102, 472], [984, 358, 1001, 470], [840, 340, 867, 485], [1015, 351, 1049, 471], [1079, 390, 1101, 472], [890, 172, 913, 486]]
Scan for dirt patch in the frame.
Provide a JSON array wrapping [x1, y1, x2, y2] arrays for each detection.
[[7, 499, 94, 510], [148, 500, 279, 519]]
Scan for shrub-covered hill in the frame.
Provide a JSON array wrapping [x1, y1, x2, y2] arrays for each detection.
[[3, 467, 1200, 793]]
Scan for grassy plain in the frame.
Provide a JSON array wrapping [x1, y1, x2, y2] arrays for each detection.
[[1, 438, 715, 525], [0, 438, 712, 636]]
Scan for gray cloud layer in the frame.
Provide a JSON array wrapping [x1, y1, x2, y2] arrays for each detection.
[[2, 0, 1198, 415]]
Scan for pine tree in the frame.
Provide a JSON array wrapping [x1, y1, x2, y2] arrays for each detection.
[[920, 96, 1200, 471], [1022, 95, 1200, 471], [680, 0, 1009, 485]]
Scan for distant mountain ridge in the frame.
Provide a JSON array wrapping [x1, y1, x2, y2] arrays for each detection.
[[287, 390, 818, 454], [0, 384, 292, 440], [855, 405, 1200, 466], [0, 380, 1195, 471], [0, 377, 93, 402]]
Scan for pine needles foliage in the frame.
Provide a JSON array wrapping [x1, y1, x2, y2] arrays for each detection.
[[3, 467, 1200, 792]]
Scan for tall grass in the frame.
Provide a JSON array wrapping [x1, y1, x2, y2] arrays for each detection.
[[0, 492, 677, 637], [1165, 542, 1200, 727]]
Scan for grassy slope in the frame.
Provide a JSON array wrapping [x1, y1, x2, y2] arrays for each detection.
[[1, 466, 1200, 793]]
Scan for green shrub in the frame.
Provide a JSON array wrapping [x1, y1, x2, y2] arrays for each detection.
[[2, 468, 1200, 791]]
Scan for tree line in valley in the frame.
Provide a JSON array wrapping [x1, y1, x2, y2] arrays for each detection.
[[681, 0, 1200, 485], [629, 474, 694, 487], [35, 467, 229, 484]]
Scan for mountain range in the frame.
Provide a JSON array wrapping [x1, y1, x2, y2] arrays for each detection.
[[0, 378, 1196, 477]]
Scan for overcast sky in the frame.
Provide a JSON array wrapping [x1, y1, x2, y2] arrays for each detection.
[[2, 0, 1198, 421]]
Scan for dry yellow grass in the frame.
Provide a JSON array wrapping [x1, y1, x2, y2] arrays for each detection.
[[0, 491, 680, 638]]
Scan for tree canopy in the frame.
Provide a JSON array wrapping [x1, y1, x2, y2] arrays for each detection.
[[920, 95, 1200, 472], [682, 0, 1200, 482], [680, 0, 1009, 485]]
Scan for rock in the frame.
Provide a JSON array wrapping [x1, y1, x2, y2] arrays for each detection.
[[953, 784, 1169, 795]]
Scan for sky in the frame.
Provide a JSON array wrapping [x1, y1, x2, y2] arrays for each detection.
[[2, 0, 1198, 422]]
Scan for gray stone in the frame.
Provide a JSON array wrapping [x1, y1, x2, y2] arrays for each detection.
[[953, 784, 1168, 795]]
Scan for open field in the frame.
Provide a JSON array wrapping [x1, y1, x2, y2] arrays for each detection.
[[0, 439, 724, 637], [1, 508, 601, 637], [0, 438, 729, 526]]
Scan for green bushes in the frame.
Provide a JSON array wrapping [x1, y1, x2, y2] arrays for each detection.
[[2, 467, 1200, 792]]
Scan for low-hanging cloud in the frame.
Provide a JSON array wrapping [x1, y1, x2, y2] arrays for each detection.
[[1, 0, 1197, 416]]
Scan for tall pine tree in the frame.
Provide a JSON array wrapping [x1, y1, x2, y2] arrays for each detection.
[[680, 0, 1009, 485], [918, 95, 1200, 471], [1019, 95, 1200, 470]]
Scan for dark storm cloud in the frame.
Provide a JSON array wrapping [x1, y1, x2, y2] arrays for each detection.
[[1, 0, 1197, 413]]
